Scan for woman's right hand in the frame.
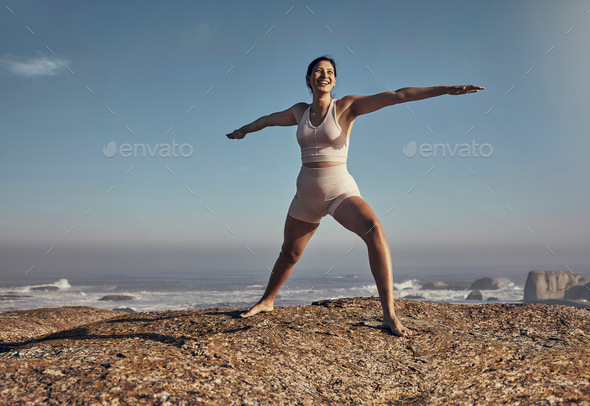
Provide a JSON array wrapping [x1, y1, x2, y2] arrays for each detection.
[[226, 128, 247, 139]]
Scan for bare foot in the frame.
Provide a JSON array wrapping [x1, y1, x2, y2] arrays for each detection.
[[240, 301, 274, 318], [382, 317, 413, 337]]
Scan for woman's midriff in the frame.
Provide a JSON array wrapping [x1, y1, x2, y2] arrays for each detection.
[[303, 162, 346, 168]]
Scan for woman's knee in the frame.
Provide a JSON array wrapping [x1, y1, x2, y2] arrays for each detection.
[[278, 245, 304, 265], [360, 218, 384, 241]]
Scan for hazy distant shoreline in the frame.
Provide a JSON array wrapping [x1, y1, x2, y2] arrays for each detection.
[[3, 266, 589, 313], [1, 275, 526, 313]]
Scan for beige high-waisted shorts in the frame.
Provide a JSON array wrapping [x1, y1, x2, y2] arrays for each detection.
[[287, 165, 362, 224]]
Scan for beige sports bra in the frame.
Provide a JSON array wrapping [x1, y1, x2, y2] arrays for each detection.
[[296, 99, 349, 164]]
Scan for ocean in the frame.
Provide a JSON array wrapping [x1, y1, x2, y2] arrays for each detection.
[[0, 266, 534, 313]]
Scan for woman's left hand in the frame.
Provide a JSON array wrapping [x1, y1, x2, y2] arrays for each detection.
[[447, 85, 485, 95]]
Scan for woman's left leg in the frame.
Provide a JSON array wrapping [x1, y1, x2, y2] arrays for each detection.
[[332, 196, 412, 337]]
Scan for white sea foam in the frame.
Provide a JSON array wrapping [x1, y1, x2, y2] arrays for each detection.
[[394, 279, 422, 291], [19, 278, 71, 293], [1, 277, 525, 313]]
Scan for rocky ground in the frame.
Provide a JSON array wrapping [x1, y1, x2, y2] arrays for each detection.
[[1, 298, 589, 405]]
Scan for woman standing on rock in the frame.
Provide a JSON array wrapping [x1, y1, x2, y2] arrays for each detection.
[[226, 56, 483, 337]]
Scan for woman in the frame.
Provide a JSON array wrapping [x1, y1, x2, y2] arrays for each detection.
[[227, 56, 483, 337]]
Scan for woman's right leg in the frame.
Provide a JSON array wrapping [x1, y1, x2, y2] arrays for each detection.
[[240, 214, 320, 318]]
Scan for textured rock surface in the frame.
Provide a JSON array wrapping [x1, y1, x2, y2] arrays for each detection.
[[524, 270, 587, 302], [531, 299, 590, 309], [112, 307, 137, 314], [0, 306, 127, 344], [1, 298, 589, 405], [469, 277, 509, 290]]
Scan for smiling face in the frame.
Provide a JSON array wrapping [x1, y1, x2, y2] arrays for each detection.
[[307, 60, 337, 96]]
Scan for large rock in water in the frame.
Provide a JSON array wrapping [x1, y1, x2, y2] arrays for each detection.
[[421, 281, 449, 290], [469, 277, 508, 290], [564, 283, 590, 301], [98, 295, 135, 301], [466, 290, 483, 300], [524, 270, 587, 302], [30, 285, 59, 291], [420, 281, 465, 290]]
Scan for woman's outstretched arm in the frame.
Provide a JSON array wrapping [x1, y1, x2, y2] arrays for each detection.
[[226, 102, 307, 139], [345, 85, 484, 118]]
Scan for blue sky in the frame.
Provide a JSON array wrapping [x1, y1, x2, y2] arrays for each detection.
[[1, 0, 589, 281]]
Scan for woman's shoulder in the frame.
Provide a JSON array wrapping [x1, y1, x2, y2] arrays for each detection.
[[290, 102, 310, 122], [335, 95, 359, 105], [335, 95, 358, 108], [292, 102, 310, 110], [334, 96, 358, 118]]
